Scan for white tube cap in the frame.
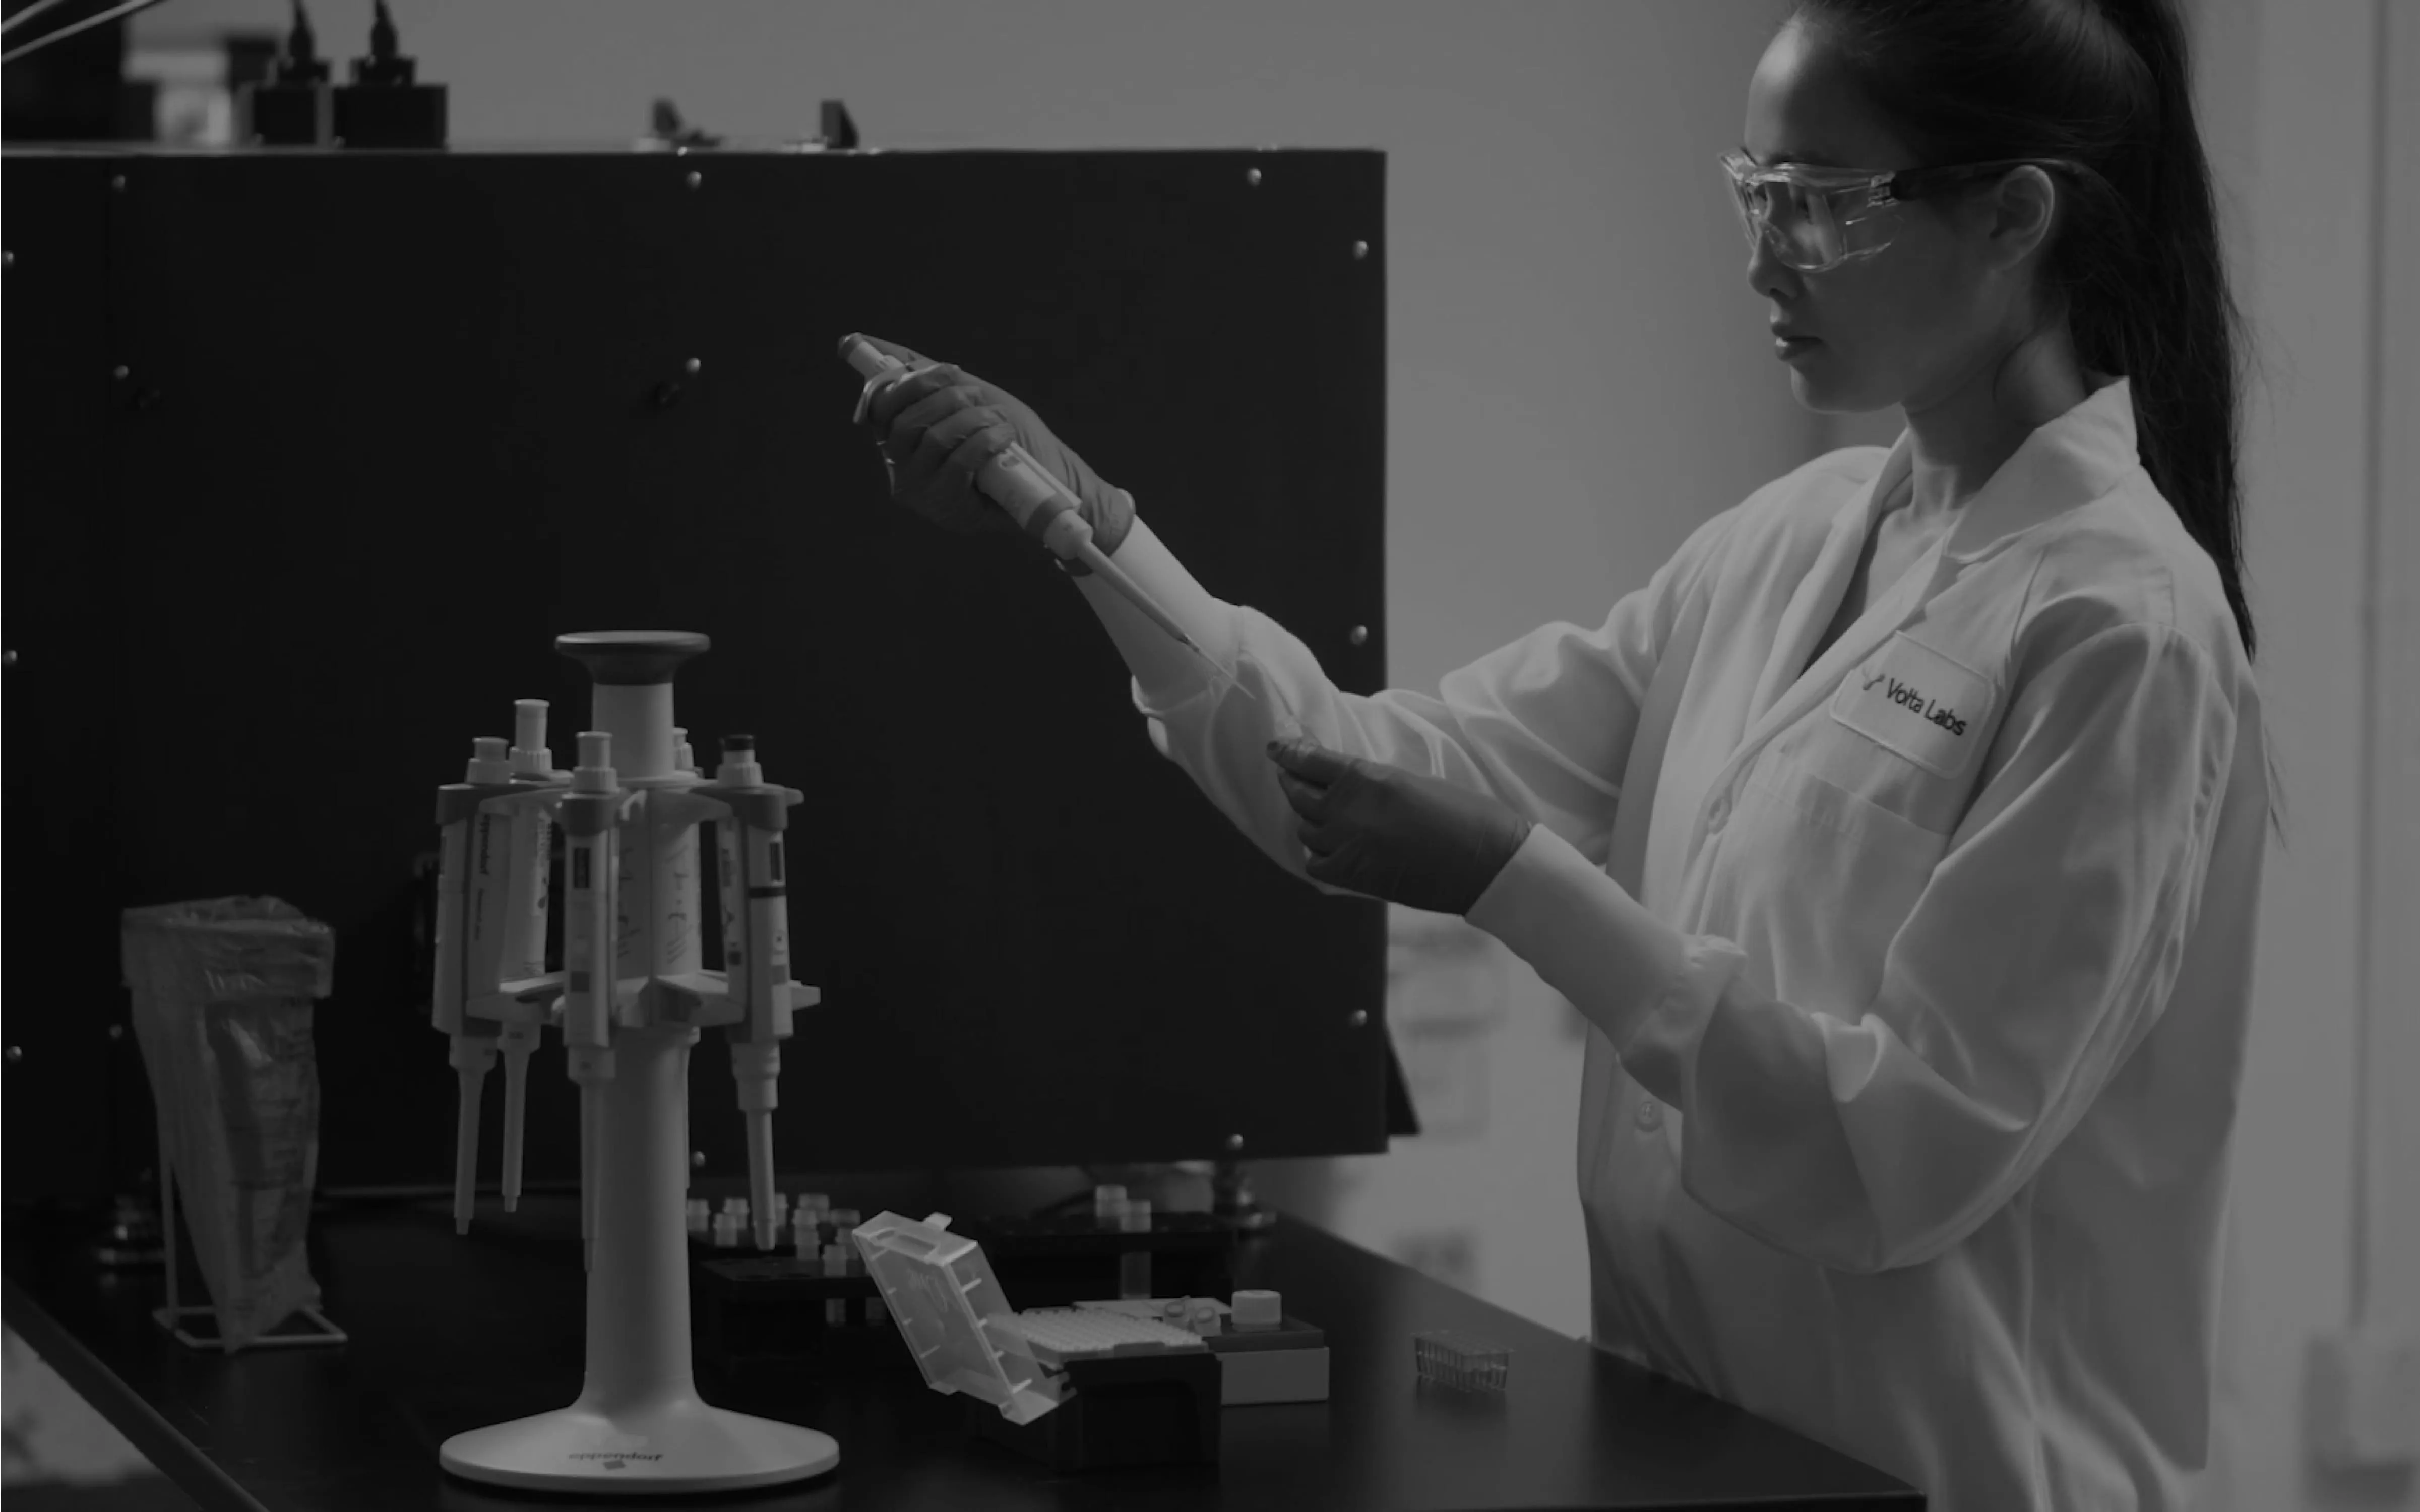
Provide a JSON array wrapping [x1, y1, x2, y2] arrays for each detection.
[[1231, 1289, 1282, 1329], [572, 731, 616, 793], [511, 700, 551, 773], [465, 737, 513, 785]]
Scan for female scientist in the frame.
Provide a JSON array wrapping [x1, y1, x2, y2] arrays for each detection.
[[854, 1, 2276, 1505]]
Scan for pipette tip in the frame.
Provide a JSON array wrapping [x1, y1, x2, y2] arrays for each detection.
[[1188, 642, 1258, 701], [456, 1216, 471, 1236], [504, 1196, 518, 1214]]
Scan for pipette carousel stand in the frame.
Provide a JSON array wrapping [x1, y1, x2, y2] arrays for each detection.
[[430, 630, 837, 1493]]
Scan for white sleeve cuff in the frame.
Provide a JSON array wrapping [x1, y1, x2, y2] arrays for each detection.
[[1464, 823, 1696, 1055]]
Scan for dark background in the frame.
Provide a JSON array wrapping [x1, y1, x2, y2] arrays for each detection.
[[0, 145, 1395, 1204]]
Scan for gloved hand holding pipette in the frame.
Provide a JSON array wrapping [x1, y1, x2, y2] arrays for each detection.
[[842, 333, 1266, 711], [848, 333, 1134, 571], [839, 330, 1377, 901]]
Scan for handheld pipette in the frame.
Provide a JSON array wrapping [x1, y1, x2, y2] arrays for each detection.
[[839, 334, 1255, 702]]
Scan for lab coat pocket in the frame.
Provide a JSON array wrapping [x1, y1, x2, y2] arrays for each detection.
[[1723, 763, 1951, 1006]]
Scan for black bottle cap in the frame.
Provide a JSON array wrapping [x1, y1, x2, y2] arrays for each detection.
[[272, 0, 330, 85], [349, 0, 417, 86]]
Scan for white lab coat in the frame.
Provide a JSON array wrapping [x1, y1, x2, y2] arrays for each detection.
[[1074, 374, 2269, 1511]]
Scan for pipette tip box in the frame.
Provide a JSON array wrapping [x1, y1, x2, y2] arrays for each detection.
[[690, 1255, 907, 1379], [852, 1212, 1222, 1472], [688, 1203, 1236, 1377], [1412, 1329, 1510, 1392], [1077, 1297, 1330, 1405]]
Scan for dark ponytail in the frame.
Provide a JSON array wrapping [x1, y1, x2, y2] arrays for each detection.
[[1789, 0, 2286, 845]]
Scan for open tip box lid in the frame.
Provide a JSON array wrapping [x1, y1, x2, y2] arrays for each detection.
[[850, 1209, 1068, 1427]]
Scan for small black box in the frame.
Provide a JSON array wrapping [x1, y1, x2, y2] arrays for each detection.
[[236, 82, 331, 146], [968, 1349, 1222, 1473], [690, 1252, 912, 1380], [333, 83, 446, 148]]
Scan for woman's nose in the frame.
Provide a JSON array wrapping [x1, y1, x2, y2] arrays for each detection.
[[1744, 221, 1800, 301]]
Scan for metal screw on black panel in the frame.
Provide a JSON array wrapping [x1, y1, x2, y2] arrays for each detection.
[[112, 364, 130, 381], [109, 1025, 125, 1041], [1226, 1132, 1244, 1151], [1349, 625, 1369, 646], [684, 358, 701, 376], [1245, 168, 1262, 187], [691, 1150, 706, 1170], [111, 175, 126, 192], [3, 250, 13, 269], [1, 650, 15, 668], [1348, 1010, 1369, 1028], [686, 171, 702, 190], [1352, 240, 1369, 260], [5, 1047, 20, 1064]]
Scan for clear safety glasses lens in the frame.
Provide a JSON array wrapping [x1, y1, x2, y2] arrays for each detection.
[[1720, 154, 1888, 273]]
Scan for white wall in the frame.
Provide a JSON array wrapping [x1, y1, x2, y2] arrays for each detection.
[[2189, 1, 2418, 1507], [101, 2, 2411, 1506]]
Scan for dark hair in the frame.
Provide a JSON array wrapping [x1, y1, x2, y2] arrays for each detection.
[[1787, 0, 2285, 845]]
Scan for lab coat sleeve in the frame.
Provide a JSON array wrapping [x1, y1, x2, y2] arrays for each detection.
[[1074, 505, 1741, 896], [1466, 620, 2236, 1274]]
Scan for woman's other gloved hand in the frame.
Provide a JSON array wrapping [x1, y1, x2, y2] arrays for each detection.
[[1267, 737, 1535, 917], [846, 333, 1135, 573]]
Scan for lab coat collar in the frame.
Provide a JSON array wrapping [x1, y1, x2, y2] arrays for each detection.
[[1735, 373, 2137, 758], [1841, 372, 2140, 567]]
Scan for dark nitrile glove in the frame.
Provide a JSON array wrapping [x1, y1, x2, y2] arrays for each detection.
[[846, 333, 1134, 573], [1266, 737, 1535, 917]]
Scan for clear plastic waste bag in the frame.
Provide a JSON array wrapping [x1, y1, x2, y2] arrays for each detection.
[[119, 896, 335, 1350]]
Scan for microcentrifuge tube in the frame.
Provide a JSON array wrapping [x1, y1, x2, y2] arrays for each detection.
[[686, 1197, 711, 1237]]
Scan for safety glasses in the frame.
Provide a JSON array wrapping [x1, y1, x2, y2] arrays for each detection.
[[1718, 150, 2083, 273]]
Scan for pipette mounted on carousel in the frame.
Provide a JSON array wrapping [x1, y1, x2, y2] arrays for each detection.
[[426, 630, 838, 1492]]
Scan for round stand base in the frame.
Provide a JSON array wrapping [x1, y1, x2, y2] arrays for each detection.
[[440, 1391, 838, 1494]]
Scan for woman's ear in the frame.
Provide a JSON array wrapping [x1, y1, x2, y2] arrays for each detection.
[[1981, 164, 2061, 275]]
